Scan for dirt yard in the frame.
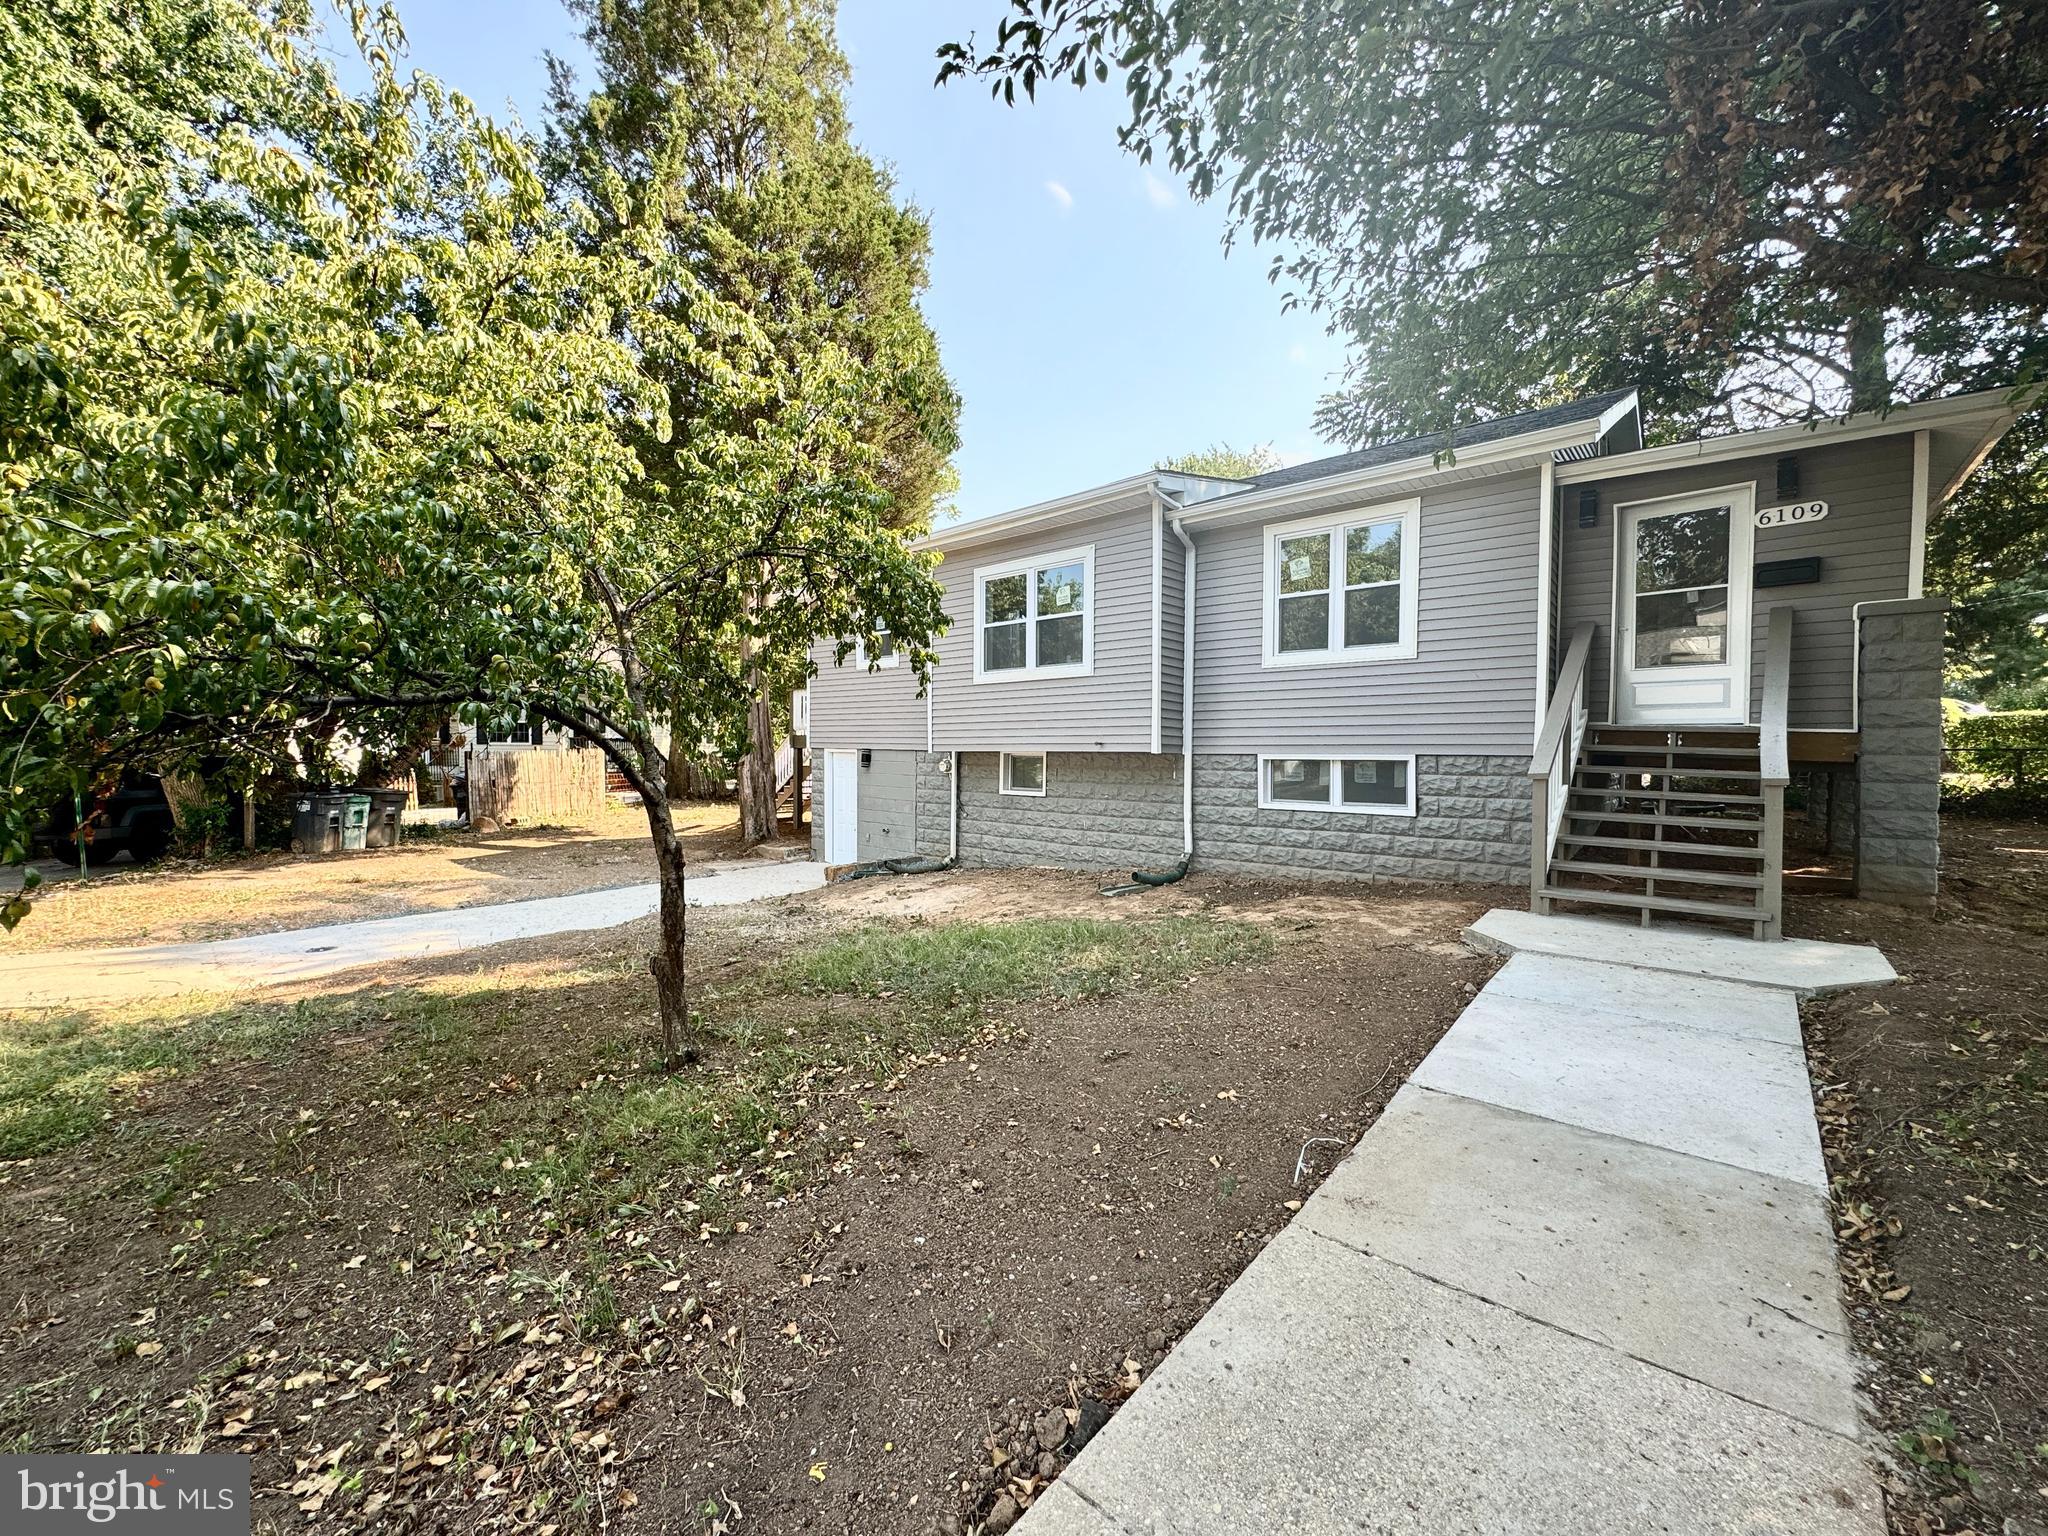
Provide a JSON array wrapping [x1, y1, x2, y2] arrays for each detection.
[[0, 868, 1504, 1535], [3, 802, 799, 953], [1795, 817, 2048, 1535]]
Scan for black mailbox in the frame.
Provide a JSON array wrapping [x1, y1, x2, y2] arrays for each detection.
[[1755, 557, 1822, 588]]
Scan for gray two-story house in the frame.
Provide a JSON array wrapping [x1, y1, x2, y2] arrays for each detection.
[[806, 388, 2023, 934]]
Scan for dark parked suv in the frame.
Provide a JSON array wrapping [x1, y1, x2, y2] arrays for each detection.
[[34, 777, 177, 866]]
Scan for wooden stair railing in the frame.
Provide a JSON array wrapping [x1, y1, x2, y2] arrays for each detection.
[[1529, 623, 1596, 917]]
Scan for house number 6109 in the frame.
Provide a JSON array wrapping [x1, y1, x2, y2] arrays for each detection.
[[1755, 500, 1830, 528]]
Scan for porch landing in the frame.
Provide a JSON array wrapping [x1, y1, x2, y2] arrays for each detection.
[[1016, 910, 1886, 1535], [1468, 904, 1895, 996]]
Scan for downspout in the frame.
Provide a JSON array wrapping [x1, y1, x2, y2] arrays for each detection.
[[1123, 515, 1197, 889], [1173, 515, 1196, 860], [949, 748, 959, 861]]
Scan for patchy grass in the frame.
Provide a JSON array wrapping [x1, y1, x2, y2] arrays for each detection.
[[0, 995, 368, 1159], [768, 916, 1271, 1004], [0, 876, 1495, 1536]]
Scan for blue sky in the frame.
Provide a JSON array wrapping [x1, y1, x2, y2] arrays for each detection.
[[345, 0, 1351, 522]]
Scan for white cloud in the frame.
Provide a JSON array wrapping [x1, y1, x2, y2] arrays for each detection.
[[1287, 342, 1311, 365], [1044, 180, 1074, 211], [1143, 169, 1175, 208]]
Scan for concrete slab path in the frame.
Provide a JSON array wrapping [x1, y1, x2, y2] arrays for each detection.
[[0, 859, 822, 1006], [1021, 907, 1883, 1536]]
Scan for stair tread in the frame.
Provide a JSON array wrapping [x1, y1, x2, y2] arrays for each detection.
[[1578, 768, 1765, 781], [1549, 858, 1766, 889], [1586, 745, 1761, 759], [1590, 726, 1760, 738], [1569, 787, 1767, 805], [1555, 833, 1766, 859], [1539, 885, 1765, 920], [1564, 808, 1764, 830]]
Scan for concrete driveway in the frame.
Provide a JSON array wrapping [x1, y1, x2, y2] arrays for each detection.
[[0, 859, 823, 1006]]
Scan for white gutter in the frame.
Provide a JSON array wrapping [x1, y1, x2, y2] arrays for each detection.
[[948, 749, 960, 860], [1553, 388, 2022, 486], [1175, 419, 1609, 529], [911, 474, 1161, 553], [1169, 517, 1197, 859]]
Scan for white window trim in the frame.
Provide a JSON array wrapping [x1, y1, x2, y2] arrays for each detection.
[[1254, 752, 1418, 818], [972, 544, 1096, 683], [853, 631, 902, 669], [999, 750, 1049, 797], [1259, 499, 1420, 669]]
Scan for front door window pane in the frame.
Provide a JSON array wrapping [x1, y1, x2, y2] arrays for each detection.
[[1635, 587, 1729, 667], [1635, 507, 1729, 592]]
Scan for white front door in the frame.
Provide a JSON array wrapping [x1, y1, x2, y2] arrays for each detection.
[[823, 751, 859, 864], [1615, 486, 1755, 725]]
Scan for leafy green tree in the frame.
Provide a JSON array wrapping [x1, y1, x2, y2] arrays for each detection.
[[942, 0, 2048, 692], [548, 0, 961, 845], [1, 1, 947, 1061], [941, 1, 2045, 435], [1156, 443, 1281, 480], [1930, 416, 2048, 701]]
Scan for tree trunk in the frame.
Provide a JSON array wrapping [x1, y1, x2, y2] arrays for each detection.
[[738, 686, 776, 845], [1847, 309, 1891, 414], [642, 789, 697, 1067]]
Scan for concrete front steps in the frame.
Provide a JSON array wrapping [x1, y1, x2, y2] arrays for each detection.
[[1018, 909, 1890, 1536]]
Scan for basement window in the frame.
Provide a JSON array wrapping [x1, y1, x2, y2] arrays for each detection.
[[1000, 751, 1048, 796], [855, 629, 901, 668], [1257, 754, 1415, 817]]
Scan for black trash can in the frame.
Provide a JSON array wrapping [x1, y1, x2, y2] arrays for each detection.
[[289, 792, 350, 854], [360, 789, 409, 849]]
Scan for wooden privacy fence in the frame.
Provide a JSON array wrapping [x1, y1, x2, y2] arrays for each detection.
[[467, 747, 608, 828]]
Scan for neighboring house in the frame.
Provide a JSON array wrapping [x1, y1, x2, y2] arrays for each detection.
[[806, 388, 2024, 934]]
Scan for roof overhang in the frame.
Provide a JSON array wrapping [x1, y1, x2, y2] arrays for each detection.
[[914, 475, 1163, 554], [1552, 388, 2026, 502], [1170, 416, 1612, 531]]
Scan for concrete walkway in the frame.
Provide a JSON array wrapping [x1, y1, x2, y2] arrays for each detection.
[[0, 859, 823, 1006], [1023, 909, 1892, 1536]]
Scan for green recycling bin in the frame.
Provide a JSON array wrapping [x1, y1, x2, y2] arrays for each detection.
[[340, 793, 372, 851]]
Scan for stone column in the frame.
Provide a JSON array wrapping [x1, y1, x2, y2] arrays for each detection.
[[1854, 597, 1948, 906]]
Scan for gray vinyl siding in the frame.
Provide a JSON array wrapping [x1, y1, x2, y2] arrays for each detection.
[[805, 642, 927, 751], [931, 499, 1159, 753], [1558, 436, 1913, 729], [1158, 519, 1185, 751], [1191, 470, 1543, 756]]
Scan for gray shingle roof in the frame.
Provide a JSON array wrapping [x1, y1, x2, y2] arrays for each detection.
[[1246, 389, 1638, 491]]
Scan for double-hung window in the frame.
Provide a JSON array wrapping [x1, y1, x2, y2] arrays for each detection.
[[1257, 754, 1416, 816], [1261, 499, 1419, 667], [974, 545, 1094, 681]]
